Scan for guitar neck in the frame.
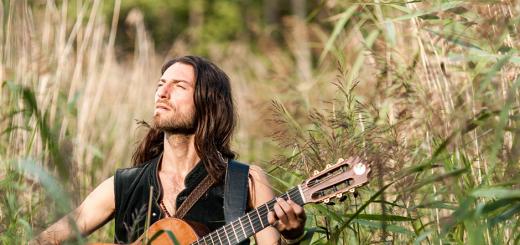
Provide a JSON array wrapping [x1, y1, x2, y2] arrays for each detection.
[[193, 186, 305, 245]]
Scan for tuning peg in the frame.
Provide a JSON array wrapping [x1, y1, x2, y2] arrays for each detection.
[[338, 195, 347, 202], [325, 164, 331, 169], [323, 198, 335, 205], [349, 188, 356, 193], [336, 158, 344, 164], [336, 193, 343, 198], [313, 170, 320, 176], [353, 191, 359, 198]]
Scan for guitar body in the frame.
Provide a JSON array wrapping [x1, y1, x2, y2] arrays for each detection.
[[91, 218, 209, 245]]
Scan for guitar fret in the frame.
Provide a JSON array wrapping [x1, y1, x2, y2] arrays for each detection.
[[223, 225, 230, 244], [297, 185, 306, 203], [247, 213, 256, 233], [238, 216, 246, 240], [231, 221, 239, 243], [209, 232, 215, 245], [255, 208, 264, 227], [193, 186, 307, 245], [264, 204, 271, 227], [217, 227, 223, 245]]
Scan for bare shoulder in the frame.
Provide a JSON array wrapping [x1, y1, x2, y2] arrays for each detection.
[[248, 164, 269, 182], [96, 175, 114, 190], [75, 175, 115, 234], [81, 176, 115, 209], [247, 164, 275, 207]]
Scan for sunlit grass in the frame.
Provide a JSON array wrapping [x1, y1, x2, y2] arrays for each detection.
[[1, 0, 519, 244]]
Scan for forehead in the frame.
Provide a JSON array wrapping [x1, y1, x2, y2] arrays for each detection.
[[161, 62, 196, 85]]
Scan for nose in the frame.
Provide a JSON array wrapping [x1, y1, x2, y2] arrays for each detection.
[[157, 82, 171, 99]]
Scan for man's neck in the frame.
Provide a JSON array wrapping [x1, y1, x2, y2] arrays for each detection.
[[160, 132, 200, 178]]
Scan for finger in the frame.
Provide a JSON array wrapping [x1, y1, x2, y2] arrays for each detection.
[[287, 200, 305, 218], [273, 201, 289, 225], [277, 198, 296, 221], [268, 211, 277, 225]]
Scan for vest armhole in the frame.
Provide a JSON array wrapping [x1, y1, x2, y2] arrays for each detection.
[[114, 169, 122, 219]]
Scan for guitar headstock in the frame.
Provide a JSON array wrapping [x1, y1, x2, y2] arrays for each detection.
[[300, 157, 370, 204]]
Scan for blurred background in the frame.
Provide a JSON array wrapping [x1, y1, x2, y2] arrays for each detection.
[[1, 0, 519, 244]]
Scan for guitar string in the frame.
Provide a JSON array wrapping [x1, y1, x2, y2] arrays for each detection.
[[195, 168, 359, 245], [196, 186, 349, 245], [196, 183, 344, 245], [195, 189, 302, 245], [195, 196, 285, 245], [206, 163, 359, 241], [197, 183, 331, 245]]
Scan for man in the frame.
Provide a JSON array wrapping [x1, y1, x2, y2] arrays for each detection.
[[33, 56, 307, 244]]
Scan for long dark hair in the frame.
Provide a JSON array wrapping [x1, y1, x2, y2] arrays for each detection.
[[132, 56, 236, 181]]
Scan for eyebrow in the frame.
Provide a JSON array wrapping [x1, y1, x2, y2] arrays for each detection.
[[159, 78, 192, 86]]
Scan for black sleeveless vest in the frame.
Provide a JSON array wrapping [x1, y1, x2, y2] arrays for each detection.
[[114, 156, 233, 243]]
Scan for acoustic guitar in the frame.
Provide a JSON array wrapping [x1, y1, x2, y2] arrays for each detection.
[[93, 157, 371, 245]]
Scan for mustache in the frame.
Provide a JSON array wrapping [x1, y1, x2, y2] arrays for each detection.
[[156, 100, 174, 108]]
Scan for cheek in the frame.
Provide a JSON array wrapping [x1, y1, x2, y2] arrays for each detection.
[[179, 93, 195, 112]]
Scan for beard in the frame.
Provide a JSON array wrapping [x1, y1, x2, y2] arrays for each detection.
[[152, 108, 196, 135]]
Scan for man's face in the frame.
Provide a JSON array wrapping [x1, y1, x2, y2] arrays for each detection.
[[153, 62, 196, 134]]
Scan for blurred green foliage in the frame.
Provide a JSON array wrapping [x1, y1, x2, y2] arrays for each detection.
[[101, 0, 256, 53]]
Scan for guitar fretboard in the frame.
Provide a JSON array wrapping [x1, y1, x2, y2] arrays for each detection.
[[191, 186, 304, 245]]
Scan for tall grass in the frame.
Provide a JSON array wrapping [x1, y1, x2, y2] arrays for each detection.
[[1, 0, 519, 244], [0, 0, 157, 242], [267, 1, 520, 244]]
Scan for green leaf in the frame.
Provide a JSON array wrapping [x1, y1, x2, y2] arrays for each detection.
[[371, 199, 407, 209], [265, 166, 296, 189], [403, 168, 468, 192], [471, 187, 520, 199], [146, 229, 180, 245], [478, 54, 512, 95], [312, 204, 344, 223], [346, 213, 415, 222], [392, 1, 464, 21], [330, 181, 396, 241], [488, 203, 520, 227], [351, 219, 415, 235], [441, 196, 476, 234], [320, 5, 358, 62], [409, 200, 458, 211], [413, 230, 433, 245], [15, 159, 71, 212]]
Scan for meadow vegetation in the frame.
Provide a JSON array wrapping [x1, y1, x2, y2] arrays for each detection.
[[1, 0, 519, 244]]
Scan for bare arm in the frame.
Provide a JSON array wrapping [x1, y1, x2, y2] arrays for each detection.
[[248, 165, 281, 245], [249, 165, 307, 245], [31, 176, 116, 244]]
